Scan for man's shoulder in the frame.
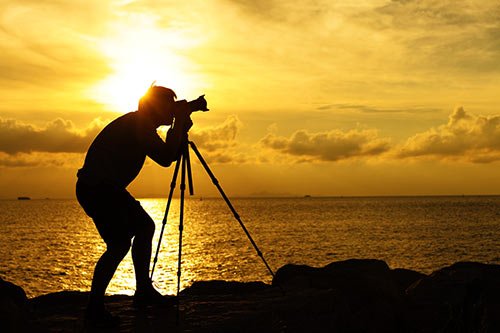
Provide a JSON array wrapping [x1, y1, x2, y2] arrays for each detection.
[[116, 110, 139, 122], [104, 111, 141, 128], [109, 111, 158, 140]]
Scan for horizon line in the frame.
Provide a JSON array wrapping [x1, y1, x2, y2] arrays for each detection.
[[2, 193, 499, 201]]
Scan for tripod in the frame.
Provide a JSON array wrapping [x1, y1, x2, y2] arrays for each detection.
[[150, 138, 276, 297]]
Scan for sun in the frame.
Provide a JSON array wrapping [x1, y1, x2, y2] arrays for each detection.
[[90, 16, 205, 113], [93, 53, 193, 113]]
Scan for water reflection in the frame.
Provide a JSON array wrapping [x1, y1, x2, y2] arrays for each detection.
[[1, 196, 499, 298], [106, 198, 252, 296], [136, 198, 267, 296]]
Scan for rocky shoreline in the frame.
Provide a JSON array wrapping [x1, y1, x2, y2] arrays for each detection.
[[1, 259, 499, 332]]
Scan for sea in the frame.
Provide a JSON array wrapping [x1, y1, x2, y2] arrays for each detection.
[[1, 196, 499, 298]]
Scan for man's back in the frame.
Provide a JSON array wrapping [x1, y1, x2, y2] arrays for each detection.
[[78, 112, 159, 188]]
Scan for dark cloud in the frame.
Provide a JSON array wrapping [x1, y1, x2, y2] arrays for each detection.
[[260, 128, 391, 162], [397, 107, 500, 162], [0, 117, 102, 154]]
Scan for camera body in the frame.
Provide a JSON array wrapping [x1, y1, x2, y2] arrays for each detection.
[[186, 95, 209, 113]]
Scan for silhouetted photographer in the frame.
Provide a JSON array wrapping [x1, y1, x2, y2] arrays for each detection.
[[76, 85, 208, 328]]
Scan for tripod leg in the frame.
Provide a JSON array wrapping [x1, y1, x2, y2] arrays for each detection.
[[151, 154, 182, 280], [188, 141, 276, 280], [185, 142, 194, 195], [177, 145, 188, 296]]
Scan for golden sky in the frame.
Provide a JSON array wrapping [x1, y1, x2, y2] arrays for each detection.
[[1, 0, 499, 198]]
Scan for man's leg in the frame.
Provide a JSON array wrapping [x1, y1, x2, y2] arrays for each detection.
[[131, 214, 174, 306], [88, 240, 131, 310], [131, 216, 155, 291]]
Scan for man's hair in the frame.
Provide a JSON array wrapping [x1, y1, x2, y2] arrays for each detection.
[[138, 86, 177, 111]]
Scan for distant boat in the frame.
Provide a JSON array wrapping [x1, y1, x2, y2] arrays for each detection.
[[304, 195, 311, 198], [17, 196, 31, 200]]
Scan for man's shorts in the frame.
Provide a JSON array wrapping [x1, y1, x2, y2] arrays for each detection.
[[76, 179, 154, 246]]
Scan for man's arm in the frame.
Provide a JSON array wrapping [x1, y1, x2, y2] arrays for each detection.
[[144, 102, 192, 167]]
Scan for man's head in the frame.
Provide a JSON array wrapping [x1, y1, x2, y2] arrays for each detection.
[[138, 86, 177, 125]]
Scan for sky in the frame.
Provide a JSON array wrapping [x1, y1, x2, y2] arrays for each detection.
[[0, 0, 499, 199]]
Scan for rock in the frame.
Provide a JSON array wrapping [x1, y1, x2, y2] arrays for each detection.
[[3, 259, 499, 332], [273, 259, 404, 332], [405, 261, 500, 333], [390, 268, 427, 293], [0, 277, 29, 333], [181, 280, 270, 296], [273, 259, 390, 289], [272, 263, 323, 289]]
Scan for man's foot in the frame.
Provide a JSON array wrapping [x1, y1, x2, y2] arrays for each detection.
[[133, 286, 177, 308], [85, 305, 120, 329]]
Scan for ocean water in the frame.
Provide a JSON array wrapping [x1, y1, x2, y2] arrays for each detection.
[[1, 196, 499, 298]]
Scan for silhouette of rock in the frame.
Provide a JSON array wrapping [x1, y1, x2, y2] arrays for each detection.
[[272, 259, 411, 332], [273, 259, 426, 295], [3, 259, 499, 332], [390, 267, 426, 292], [404, 261, 500, 332], [0, 277, 29, 332], [182, 280, 269, 295]]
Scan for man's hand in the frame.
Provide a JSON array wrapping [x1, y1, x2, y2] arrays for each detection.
[[173, 101, 192, 120], [183, 116, 193, 132], [171, 100, 192, 129]]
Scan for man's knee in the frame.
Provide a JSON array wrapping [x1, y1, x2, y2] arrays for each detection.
[[137, 217, 155, 239], [107, 239, 131, 258]]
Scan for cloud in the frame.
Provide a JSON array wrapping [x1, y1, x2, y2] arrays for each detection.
[[397, 107, 500, 163], [367, 0, 500, 73], [0, 1, 112, 89], [0, 152, 40, 167], [189, 115, 242, 150], [0, 117, 104, 154], [0, 152, 83, 168], [260, 128, 392, 162], [317, 104, 441, 114], [0, 115, 248, 166], [376, 0, 499, 28], [225, 0, 329, 24], [188, 115, 247, 164]]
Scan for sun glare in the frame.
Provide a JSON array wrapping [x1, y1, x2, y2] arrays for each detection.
[[91, 16, 205, 113]]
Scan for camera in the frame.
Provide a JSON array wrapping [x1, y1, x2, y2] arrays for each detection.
[[187, 95, 209, 112]]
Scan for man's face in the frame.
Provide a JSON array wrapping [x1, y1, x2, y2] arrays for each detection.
[[152, 98, 175, 125]]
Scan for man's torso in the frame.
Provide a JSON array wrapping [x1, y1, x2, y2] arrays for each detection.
[[78, 112, 157, 188]]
